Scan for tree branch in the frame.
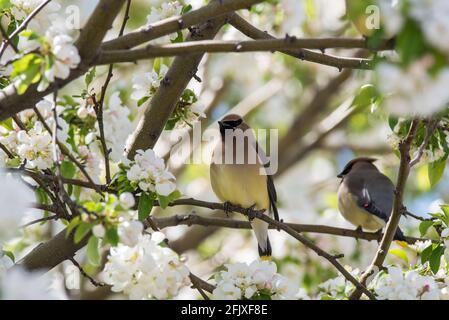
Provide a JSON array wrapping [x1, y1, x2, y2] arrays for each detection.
[[101, 0, 265, 50], [0, 0, 51, 57], [0, 0, 126, 121], [229, 13, 375, 70], [150, 212, 424, 245], [124, 10, 228, 159], [97, 38, 392, 65]]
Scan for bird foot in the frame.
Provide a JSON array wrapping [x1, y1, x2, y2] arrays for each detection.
[[355, 226, 363, 232], [223, 201, 233, 217], [245, 204, 257, 221]]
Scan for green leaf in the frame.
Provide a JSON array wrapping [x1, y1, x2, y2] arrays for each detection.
[[427, 158, 446, 188], [61, 160, 76, 179], [429, 245, 445, 274], [352, 84, 378, 110], [74, 222, 93, 244], [138, 192, 154, 221], [181, 4, 192, 14], [421, 244, 433, 263], [157, 190, 181, 209], [137, 96, 149, 107], [87, 236, 101, 267], [19, 30, 41, 41], [11, 53, 42, 94], [419, 220, 434, 237], [85, 67, 96, 88], [65, 216, 81, 238], [388, 248, 409, 264], [171, 30, 184, 43], [2, 250, 15, 263], [0, 0, 12, 9], [0, 118, 13, 131], [105, 227, 119, 246]]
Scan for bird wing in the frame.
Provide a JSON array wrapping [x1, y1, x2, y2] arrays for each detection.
[[346, 173, 394, 223], [253, 139, 279, 222]]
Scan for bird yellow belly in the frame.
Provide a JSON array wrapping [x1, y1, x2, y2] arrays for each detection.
[[338, 189, 385, 231], [210, 163, 270, 211]]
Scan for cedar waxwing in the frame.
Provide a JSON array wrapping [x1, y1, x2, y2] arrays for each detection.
[[337, 157, 406, 241], [210, 114, 279, 260]]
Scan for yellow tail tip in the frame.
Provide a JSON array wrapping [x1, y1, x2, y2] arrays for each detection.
[[260, 255, 272, 261], [395, 240, 408, 248]]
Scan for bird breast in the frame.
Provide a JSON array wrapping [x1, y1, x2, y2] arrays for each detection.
[[337, 182, 385, 231]]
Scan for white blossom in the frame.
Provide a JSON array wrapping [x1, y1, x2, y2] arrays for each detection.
[[11, 0, 61, 34], [16, 121, 53, 170], [118, 220, 143, 247], [92, 224, 106, 238], [97, 92, 134, 163], [378, 0, 404, 37], [119, 192, 136, 210], [127, 149, 177, 196], [373, 266, 441, 300], [131, 64, 169, 102], [42, 33, 80, 88], [102, 232, 190, 299], [409, 0, 449, 54], [376, 56, 449, 117], [147, 1, 182, 24], [213, 260, 300, 300]]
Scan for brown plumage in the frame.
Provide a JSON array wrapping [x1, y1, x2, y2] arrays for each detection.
[[337, 157, 405, 240], [210, 114, 279, 258]]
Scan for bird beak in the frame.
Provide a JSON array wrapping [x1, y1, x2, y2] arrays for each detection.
[[337, 173, 344, 178]]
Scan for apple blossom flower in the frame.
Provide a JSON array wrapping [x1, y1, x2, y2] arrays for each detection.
[[102, 232, 190, 299], [131, 64, 169, 103], [147, 1, 182, 24], [376, 57, 449, 117], [213, 260, 300, 300], [118, 220, 143, 247], [119, 192, 136, 210], [372, 266, 441, 300], [16, 121, 53, 170], [96, 92, 134, 163], [127, 149, 177, 196]]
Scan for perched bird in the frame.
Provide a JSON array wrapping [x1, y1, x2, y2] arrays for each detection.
[[337, 157, 406, 241], [210, 114, 279, 260]]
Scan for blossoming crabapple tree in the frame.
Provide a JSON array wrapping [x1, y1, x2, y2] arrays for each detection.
[[1, 0, 449, 300]]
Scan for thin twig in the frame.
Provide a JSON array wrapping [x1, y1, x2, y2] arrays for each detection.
[[228, 13, 375, 71], [20, 214, 58, 228], [98, 38, 391, 65], [93, 0, 132, 184], [69, 257, 105, 287], [189, 273, 214, 298], [148, 212, 426, 245], [33, 106, 103, 195], [0, 0, 52, 58], [410, 119, 438, 167], [0, 24, 18, 54], [0, 141, 14, 159]]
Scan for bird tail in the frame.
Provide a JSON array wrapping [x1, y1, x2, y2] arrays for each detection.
[[258, 238, 272, 261], [394, 227, 408, 247], [251, 219, 271, 260]]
